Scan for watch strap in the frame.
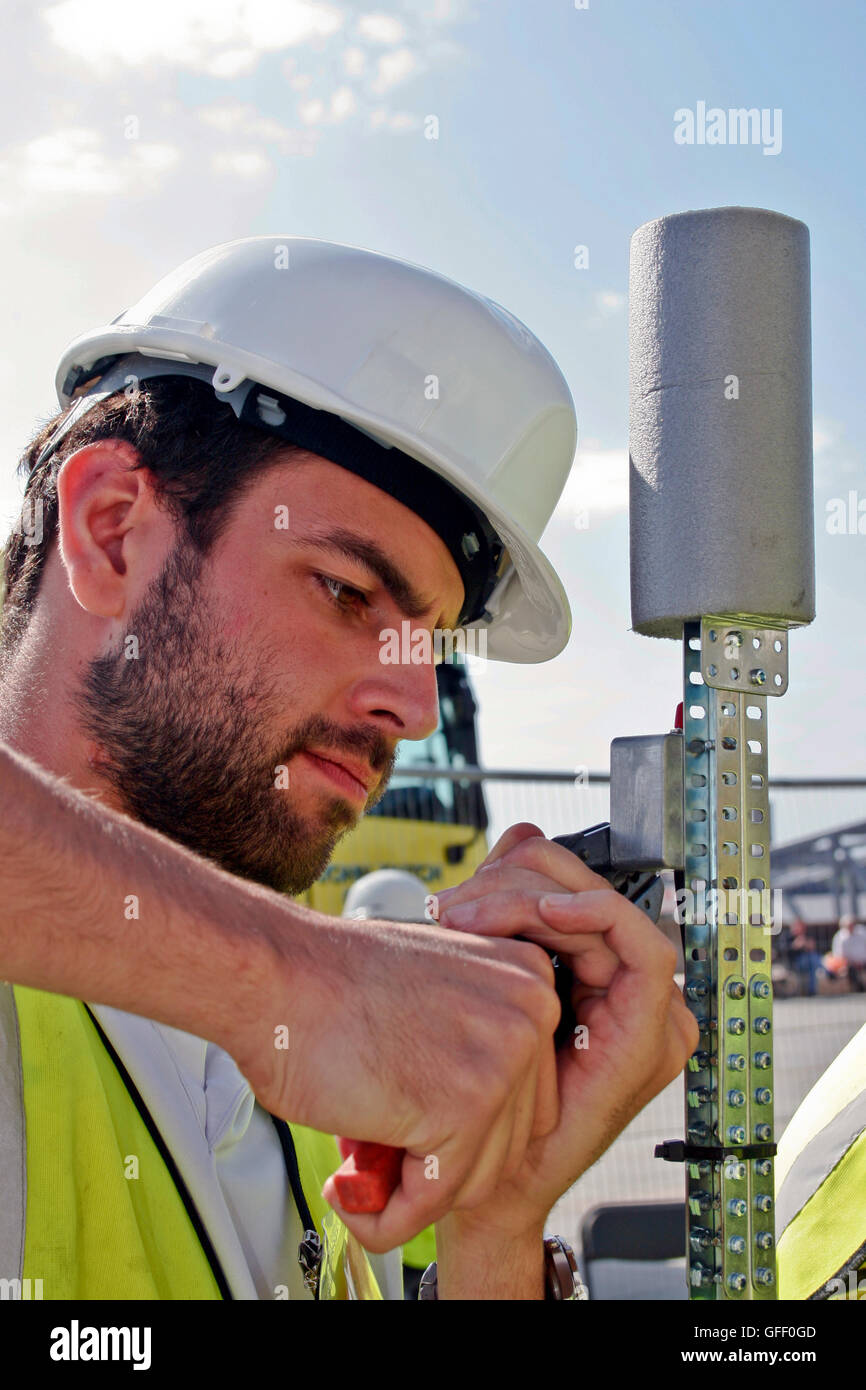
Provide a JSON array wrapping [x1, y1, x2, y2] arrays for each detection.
[[417, 1234, 588, 1300]]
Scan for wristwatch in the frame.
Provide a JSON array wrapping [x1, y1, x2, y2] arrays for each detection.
[[418, 1234, 588, 1300]]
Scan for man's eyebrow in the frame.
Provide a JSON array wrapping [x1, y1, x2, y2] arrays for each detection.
[[297, 527, 464, 630]]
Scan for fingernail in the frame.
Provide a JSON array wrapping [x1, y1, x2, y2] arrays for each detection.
[[442, 903, 476, 925], [540, 893, 573, 909]]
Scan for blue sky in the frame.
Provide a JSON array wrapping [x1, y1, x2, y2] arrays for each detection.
[[1, 0, 863, 780]]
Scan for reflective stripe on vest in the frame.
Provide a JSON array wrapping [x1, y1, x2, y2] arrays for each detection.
[[0, 984, 26, 1291], [776, 1019, 866, 1300], [2, 985, 381, 1300]]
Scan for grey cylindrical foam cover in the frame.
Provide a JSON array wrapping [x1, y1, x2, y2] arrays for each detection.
[[629, 206, 814, 639]]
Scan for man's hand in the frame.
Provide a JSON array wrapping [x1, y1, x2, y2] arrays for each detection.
[[228, 900, 563, 1253], [429, 823, 698, 1248]]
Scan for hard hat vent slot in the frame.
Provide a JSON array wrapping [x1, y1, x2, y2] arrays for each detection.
[[256, 393, 287, 428]]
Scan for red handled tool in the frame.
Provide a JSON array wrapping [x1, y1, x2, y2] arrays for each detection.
[[332, 1136, 404, 1213]]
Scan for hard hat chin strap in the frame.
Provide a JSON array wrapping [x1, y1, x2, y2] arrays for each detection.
[[29, 354, 506, 627]]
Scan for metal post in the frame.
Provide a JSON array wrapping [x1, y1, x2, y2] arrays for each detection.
[[680, 619, 784, 1298]]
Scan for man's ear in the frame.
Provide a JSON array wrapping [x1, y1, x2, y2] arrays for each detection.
[[56, 438, 169, 619]]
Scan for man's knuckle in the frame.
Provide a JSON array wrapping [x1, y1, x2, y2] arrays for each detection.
[[465, 1058, 512, 1122], [527, 969, 559, 1027], [499, 1005, 544, 1065], [477, 858, 504, 883], [506, 837, 549, 872], [599, 887, 622, 913], [538, 982, 562, 1036], [510, 942, 557, 1001], [648, 928, 678, 975]]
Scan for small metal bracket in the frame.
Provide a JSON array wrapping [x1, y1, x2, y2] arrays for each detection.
[[701, 619, 789, 697], [609, 732, 685, 870]]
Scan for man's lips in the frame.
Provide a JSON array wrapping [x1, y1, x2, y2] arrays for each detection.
[[298, 749, 374, 802]]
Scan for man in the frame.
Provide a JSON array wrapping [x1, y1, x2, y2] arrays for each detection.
[[831, 914, 866, 992], [0, 236, 696, 1300], [788, 918, 822, 997]]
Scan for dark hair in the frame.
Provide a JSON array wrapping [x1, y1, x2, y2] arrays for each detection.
[[0, 376, 298, 653]]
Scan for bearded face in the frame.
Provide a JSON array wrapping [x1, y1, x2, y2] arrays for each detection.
[[75, 539, 395, 895]]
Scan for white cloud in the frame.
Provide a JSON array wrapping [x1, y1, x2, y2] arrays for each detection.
[[812, 416, 859, 487], [554, 448, 629, 521], [197, 102, 315, 152], [331, 86, 356, 121], [343, 46, 366, 75], [426, 0, 463, 18], [200, 103, 304, 143], [211, 150, 271, 178], [595, 290, 626, 314], [132, 143, 183, 174], [299, 98, 326, 125], [19, 129, 118, 194], [42, 0, 344, 73], [205, 48, 261, 78], [367, 106, 419, 131], [297, 87, 358, 125], [0, 127, 180, 209], [371, 47, 416, 92], [813, 418, 837, 455], [357, 12, 406, 43]]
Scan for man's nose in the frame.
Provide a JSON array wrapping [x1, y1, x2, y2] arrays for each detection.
[[346, 641, 441, 742]]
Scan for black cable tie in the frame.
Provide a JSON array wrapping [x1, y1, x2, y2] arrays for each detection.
[[654, 1140, 777, 1163]]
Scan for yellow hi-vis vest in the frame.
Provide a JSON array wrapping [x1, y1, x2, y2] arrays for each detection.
[[776, 1019, 866, 1300], [402, 1222, 436, 1272], [1, 984, 381, 1300]]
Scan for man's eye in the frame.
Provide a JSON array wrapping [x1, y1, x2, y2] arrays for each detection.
[[317, 574, 369, 613]]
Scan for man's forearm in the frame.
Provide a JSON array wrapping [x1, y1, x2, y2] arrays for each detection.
[[0, 739, 313, 1052], [0, 740, 568, 1253]]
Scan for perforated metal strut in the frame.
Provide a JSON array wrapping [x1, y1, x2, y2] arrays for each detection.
[[677, 619, 785, 1300]]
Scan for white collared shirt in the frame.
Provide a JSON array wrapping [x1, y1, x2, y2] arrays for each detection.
[[90, 1004, 403, 1300]]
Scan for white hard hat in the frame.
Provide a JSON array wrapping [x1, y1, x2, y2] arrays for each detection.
[[39, 236, 577, 662], [342, 869, 431, 923]]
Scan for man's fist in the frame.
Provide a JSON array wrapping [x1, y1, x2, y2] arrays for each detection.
[[430, 824, 697, 1238]]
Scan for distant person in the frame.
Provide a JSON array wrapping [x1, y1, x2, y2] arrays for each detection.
[[789, 920, 822, 997], [831, 915, 866, 992]]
